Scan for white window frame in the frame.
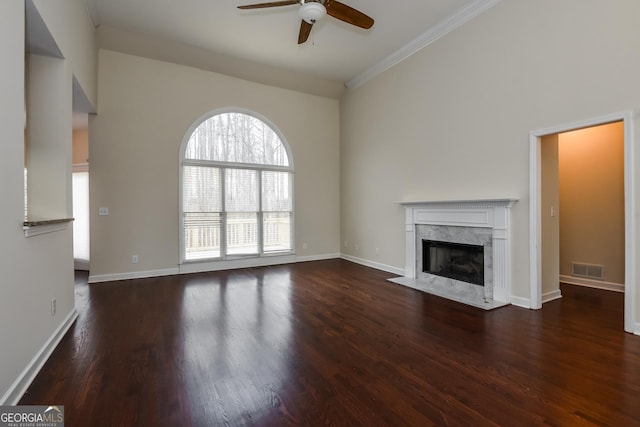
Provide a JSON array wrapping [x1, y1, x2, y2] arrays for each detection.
[[178, 108, 295, 270]]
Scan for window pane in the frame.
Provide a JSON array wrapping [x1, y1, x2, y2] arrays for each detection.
[[184, 113, 289, 166], [183, 166, 221, 212], [72, 172, 90, 263], [262, 171, 291, 211], [226, 212, 258, 255], [183, 166, 221, 260], [225, 169, 258, 212], [184, 212, 221, 260], [263, 212, 291, 253]]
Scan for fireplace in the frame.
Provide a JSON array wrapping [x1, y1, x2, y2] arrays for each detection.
[[390, 199, 517, 310], [422, 240, 484, 286], [415, 223, 493, 303]]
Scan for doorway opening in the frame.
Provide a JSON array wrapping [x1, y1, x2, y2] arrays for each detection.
[[530, 112, 635, 333], [72, 113, 90, 271]]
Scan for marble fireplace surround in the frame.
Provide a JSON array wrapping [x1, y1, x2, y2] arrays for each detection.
[[390, 199, 517, 310]]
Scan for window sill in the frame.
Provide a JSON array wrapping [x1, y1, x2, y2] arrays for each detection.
[[23, 218, 74, 237]]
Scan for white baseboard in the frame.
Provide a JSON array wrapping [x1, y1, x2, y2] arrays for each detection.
[[179, 254, 298, 275], [0, 308, 78, 405], [559, 275, 624, 293], [74, 259, 89, 271], [296, 253, 341, 263], [542, 289, 562, 304], [89, 267, 180, 283], [340, 254, 404, 276], [510, 296, 532, 309], [89, 254, 366, 283]]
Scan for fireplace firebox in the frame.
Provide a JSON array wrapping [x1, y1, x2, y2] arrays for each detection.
[[422, 240, 484, 286]]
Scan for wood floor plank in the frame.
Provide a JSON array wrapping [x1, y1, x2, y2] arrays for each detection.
[[18, 260, 640, 426]]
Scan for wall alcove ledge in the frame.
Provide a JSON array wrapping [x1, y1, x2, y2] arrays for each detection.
[[23, 218, 73, 237]]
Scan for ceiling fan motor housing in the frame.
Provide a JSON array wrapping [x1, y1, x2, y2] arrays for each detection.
[[299, 1, 326, 24]]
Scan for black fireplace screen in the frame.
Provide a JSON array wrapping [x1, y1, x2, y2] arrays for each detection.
[[422, 240, 484, 286]]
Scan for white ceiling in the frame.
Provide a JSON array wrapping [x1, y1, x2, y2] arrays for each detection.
[[85, 0, 497, 92]]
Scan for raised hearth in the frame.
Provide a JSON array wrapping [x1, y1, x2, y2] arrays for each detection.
[[390, 199, 517, 310]]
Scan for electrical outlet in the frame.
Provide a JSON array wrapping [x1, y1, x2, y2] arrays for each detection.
[[344, 240, 348, 248], [132, 255, 139, 264], [50, 298, 56, 316], [302, 242, 308, 249], [355, 243, 359, 251], [98, 207, 109, 216]]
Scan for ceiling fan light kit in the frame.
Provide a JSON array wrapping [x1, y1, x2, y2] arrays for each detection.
[[299, 2, 326, 24]]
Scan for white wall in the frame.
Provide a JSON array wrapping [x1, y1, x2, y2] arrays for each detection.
[[340, 0, 640, 324], [89, 50, 341, 279], [0, 0, 97, 404]]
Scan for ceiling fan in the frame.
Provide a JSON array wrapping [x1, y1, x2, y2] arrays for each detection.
[[238, 0, 374, 44]]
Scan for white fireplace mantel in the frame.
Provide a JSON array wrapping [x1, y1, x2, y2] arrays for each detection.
[[398, 198, 518, 305]]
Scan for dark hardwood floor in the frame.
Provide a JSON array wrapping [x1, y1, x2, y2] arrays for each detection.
[[19, 260, 640, 426]]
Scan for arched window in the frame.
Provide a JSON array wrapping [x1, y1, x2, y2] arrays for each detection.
[[180, 110, 293, 262]]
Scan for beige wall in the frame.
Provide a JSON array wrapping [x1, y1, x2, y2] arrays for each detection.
[[26, 54, 73, 220], [72, 128, 89, 165], [559, 122, 625, 284], [0, 1, 28, 402], [541, 134, 560, 299], [340, 0, 640, 317], [32, 0, 98, 108], [96, 25, 344, 99], [89, 50, 340, 278], [0, 0, 96, 403]]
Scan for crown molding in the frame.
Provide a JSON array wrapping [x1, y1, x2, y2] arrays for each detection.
[[345, 0, 503, 90]]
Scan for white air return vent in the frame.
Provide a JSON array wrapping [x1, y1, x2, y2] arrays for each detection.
[[571, 262, 604, 280]]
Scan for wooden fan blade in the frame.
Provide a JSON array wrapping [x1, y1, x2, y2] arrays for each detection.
[[238, 0, 298, 10], [298, 20, 313, 44], [325, 0, 374, 29]]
